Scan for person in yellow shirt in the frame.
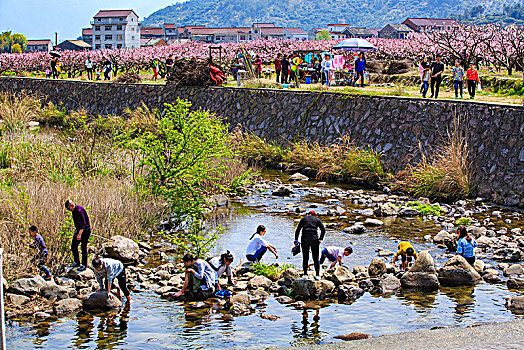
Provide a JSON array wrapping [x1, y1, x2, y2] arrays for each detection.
[[392, 241, 418, 271]]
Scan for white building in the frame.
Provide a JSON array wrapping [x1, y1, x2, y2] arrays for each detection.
[[91, 10, 140, 50], [284, 28, 308, 41], [26, 39, 53, 53]]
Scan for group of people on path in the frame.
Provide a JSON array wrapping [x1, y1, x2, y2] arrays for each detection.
[[420, 54, 481, 99]]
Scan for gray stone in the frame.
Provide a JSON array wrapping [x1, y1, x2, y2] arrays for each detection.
[[493, 248, 522, 261], [322, 266, 355, 285], [398, 207, 420, 217], [248, 275, 272, 289], [292, 279, 335, 300], [358, 279, 375, 292], [374, 202, 399, 217], [364, 218, 384, 226], [83, 291, 123, 310], [337, 284, 364, 302], [40, 283, 70, 301], [275, 295, 294, 304], [229, 302, 251, 316], [206, 194, 229, 207], [66, 267, 96, 281], [433, 230, 451, 244], [343, 223, 365, 234], [272, 185, 294, 196], [483, 273, 502, 284], [55, 298, 83, 316], [400, 272, 440, 290], [230, 293, 250, 306], [33, 312, 51, 319], [9, 277, 45, 295], [408, 251, 437, 274], [507, 277, 524, 289], [503, 264, 524, 277], [6, 293, 30, 306], [377, 274, 401, 294], [289, 173, 309, 181], [473, 260, 486, 274], [102, 235, 140, 264], [368, 258, 387, 277], [438, 256, 482, 286], [277, 268, 301, 287], [505, 295, 524, 314]]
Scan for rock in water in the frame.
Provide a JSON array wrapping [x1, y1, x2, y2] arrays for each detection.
[[358, 279, 375, 292], [277, 268, 301, 287], [343, 223, 365, 234], [230, 293, 251, 306], [322, 266, 355, 285], [433, 230, 451, 244], [83, 291, 123, 310], [400, 272, 440, 290], [408, 251, 437, 274], [292, 279, 335, 300], [40, 282, 71, 301], [493, 248, 522, 262], [272, 186, 294, 196], [289, 173, 309, 181], [260, 313, 280, 321], [398, 207, 419, 217], [248, 275, 272, 289], [368, 258, 387, 277], [8, 276, 45, 295], [503, 264, 524, 277], [334, 332, 373, 341], [505, 295, 524, 314], [66, 267, 96, 281], [507, 277, 524, 289], [102, 235, 140, 264], [374, 203, 398, 217], [377, 274, 401, 294], [337, 285, 364, 302], [275, 296, 293, 304], [437, 256, 481, 286], [55, 298, 83, 316], [6, 293, 30, 306], [364, 218, 384, 226]]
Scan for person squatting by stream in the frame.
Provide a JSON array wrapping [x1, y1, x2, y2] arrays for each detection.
[[92, 257, 131, 303]]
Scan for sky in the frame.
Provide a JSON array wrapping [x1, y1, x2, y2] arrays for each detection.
[[0, 0, 184, 43]]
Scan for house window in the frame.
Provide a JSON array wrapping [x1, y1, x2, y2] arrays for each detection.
[[240, 35, 246, 40], [95, 26, 100, 31], [95, 44, 101, 49], [105, 35, 112, 40], [117, 34, 123, 41], [105, 25, 112, 31], [117, 44, 122, 48], [119, 17, 124, 21], [117, 25, 123, 31], [95, 35, 101, 40], [105, 44, 112, 49], [97, 18, 101, 22]]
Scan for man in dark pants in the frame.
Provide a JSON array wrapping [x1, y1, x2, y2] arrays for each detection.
[[65, 200, 91, 272], [280, 54, 290, 84], [430, 54, 445, 98], [275, 53, 282, 83], [294, 210, 326, 280]]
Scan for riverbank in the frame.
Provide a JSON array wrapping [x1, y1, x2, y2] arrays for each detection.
[[284, 319, 524, 350]]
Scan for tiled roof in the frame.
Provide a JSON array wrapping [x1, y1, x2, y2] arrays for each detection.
[[404, 18, 457, 26], [27, 40, 52, 45], [82, 28, 93, 35], [61, 40, 91, 48], [285, 28, 307, 34], [190, 27, 253, 35], [261, 27, 284, 35], [94, 10, 136, 18], [327, 24, 351, 27], [346, 27, 374, 35], [253, 23, 276, 28], [141, 27, 164, 35], [389, 24, 413, 32]]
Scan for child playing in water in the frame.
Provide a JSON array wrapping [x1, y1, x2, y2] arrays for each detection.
[[28, 226, 52, 281]]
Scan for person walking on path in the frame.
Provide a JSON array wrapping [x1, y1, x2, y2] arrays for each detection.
[[85, 58, 93, 80], [92, 257, 131, 303], [246, 225, 278, 262], [420, 56, 431, 98], [208, 250, 236, 291], [103, 57, 112, 81], [466, 64, 480, 99], [254, 55, 262, 79], [392, 241, 418, 271], [274, 53, 282, 83], [50, 57, 59, 79], [174, 253, 216, 299], [456, 227, 477, 266], [430, 54, 445, 98], [295, 211, 326, 280], [65, 200, 91, 272], [354, 52, 366, 87], [452, 61, 466, 99], [152, 57, 160, 81], [281, 54, 290, 84], [28, 225, 52, 281]]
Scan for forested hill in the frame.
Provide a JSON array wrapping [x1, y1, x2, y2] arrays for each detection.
[[142, 0, 510, 29]]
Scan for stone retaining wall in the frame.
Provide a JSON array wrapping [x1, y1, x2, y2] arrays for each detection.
[[1, 77, 523, 206]]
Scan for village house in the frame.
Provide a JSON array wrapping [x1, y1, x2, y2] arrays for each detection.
[[402, 18, 458, 32], [284, 28, 308, 41], [378, 24, 413, 39], [326, 24, 352, 40], [90, 9, 140, 50], [342, 27, 375, 38], [81, 28, 93, 46], [26, 39, 53, 53], [56, 40, 92, 51]]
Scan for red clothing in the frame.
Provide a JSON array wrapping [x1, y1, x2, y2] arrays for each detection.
[[255, 58, 262, 73], [467, 69, 479, 81], [274, 58, 282, 71]]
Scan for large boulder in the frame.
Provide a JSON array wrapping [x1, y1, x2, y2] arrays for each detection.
[[248, 275, 272, 290], [83, 291, 123, 310], [358, 279, 375, 292], [292, 279, 335, 300], [377, 274, 401, 294], [437, 256, 482, 286], [433, 230, 451, 244], [322, 266, 355, 285], [368, 258, 387, 277], [505, 296, 524, 314], [398, 207, 419, 217], [40, 282, 71, 301], [374, 203, 399, 217], [277, 268, 301, 287], [272, 185, 294, 196], [66, 267, 96, 281], [343, 223, 365, 234], [102, 235, 140, 264], [337, 285, 364, 302], [503, 264, 524, 277], [473, 260, 485, 274], [230, 293, 251, 306], [9, 276, 45, 295], [408, 251, 436, 274], [507, 277, 524, 289], [6, 293, 30, 306], [289, 173, 309, 182], [55, 298, 83, 316], [400, 272, 440, 291], [493, 248, 522, 262]]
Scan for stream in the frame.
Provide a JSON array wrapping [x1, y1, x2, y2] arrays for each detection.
[[5, 171, 524, 349]]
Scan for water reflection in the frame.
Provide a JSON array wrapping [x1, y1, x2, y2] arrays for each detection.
[[290, 309, 323, 346], [441, 286, 476, 319], [399, 290, 438, 312]]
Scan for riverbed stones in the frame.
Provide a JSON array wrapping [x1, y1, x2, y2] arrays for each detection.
[[473, 260, 486, 274], [503, 264, 524, 277], [505, 295, 524, 314], [40, 282, 71, 301], [289, 173, 309, 181], [493, 248, 522, 261], [6, 293, 30, 306], [433, 230, 451, 244], [368, 258, 387, 277], [248, 275, 272, 290], [275, 296, 293, 304], [343, 222, 365, 234], [408, 251, 437, 274], [230, 293, 250, 306], [437, 256, 482, 286], [66, 267, 96, 281], [322, 266, 355, 285], [292, 279, 335, 300], [272, 185, 294, 196], [398, 207, 419, 217], [364, 218, 384, 226], [8, 276, 45, 295], [55, 298, 83, 316], [337, 285, 364, 302], [101, 235, 140, 264], [374, 202, 399, 217], [377, 274, 401, 294], [507, 277, 524, 289], [83, 291, 123, 310], [278, 268, 301, 287], [400, 272, 440, 290], [358, 279, 374, 292], [334, 332, 373, 341]]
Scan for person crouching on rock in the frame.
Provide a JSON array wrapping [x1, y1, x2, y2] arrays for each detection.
[[208, 250, 236, 291], [92, 257, 131, 303], [28, 225, 53, 281], [174, 254, 216, 300], [295, 211, 326, 280], [310, 246, 352, 270], [246, 225, 278, 262], [392, 241, 418, 272], [456, 226, 477, 266]]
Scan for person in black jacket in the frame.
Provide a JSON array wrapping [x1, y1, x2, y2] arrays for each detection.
[[294, 210, 326, 280], [280, 55, 290, 84], [430, 54, 445, 98]]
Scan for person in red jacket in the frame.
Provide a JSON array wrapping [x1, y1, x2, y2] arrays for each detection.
[[275, 53, 282, 83], [466, 64, 480, 99]]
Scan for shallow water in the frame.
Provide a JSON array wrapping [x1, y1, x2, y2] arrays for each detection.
[[6, 173, 524, 349]]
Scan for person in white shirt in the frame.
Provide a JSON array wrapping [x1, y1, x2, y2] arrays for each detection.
[[321, 55, 333, 86], [85, 58, 93, 80], [246, 225, 278, 262], [309, 246, 353, 269], [208, 250, 235, 290], [174, 253, 216, 299]]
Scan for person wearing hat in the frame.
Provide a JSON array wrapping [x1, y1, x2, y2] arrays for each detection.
[[294, 211, 326, 280], [430, 54, 445, 98]]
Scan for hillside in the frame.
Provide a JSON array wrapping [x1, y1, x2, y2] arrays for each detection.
[[142, 0, 512, 29]]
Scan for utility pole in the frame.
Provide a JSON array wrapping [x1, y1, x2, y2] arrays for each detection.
[[55, 32, 58, 47], [0, 248, 6, 350]]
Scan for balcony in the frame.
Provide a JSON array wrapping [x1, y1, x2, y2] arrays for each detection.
[[90, 19, 128, 25]]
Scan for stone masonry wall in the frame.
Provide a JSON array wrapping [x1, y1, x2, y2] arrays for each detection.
[[0, 77, 523, 206]]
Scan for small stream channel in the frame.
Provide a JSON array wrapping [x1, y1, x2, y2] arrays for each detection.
[[6, 171, 524, 349]]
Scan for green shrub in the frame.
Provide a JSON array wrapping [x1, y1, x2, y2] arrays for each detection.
[[455, 217, 472, 226], [406, 201, 445, 216], [253, 262, 294, 281]]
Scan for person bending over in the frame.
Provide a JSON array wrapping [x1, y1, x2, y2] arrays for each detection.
[[456, 226, 477, 265], [92, 257, 131, 303], [310, 246, 353, 270], [208, 250, 236, 291], [392, 241, 418, 271]]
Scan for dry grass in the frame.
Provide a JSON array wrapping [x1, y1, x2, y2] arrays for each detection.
[[0, 92, 41, 132]]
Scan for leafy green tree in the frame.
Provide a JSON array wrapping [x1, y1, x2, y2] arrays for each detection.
[[11, 33, 27, 52], [11, 43, 22, 53], [315, 30, 331, 41], [0, 31, 27, 53]]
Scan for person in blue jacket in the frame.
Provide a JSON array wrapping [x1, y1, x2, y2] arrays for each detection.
[[456, 227, 477, 266], [354, 52, 366, 87]]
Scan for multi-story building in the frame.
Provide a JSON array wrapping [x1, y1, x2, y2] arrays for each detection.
[[402, 18, 458, 32], [284, 28, 308, 41], [82, 28, 93, 46], [26, 39, 53, 53], [91, 10, 140, 50]]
